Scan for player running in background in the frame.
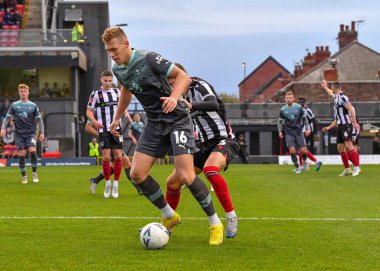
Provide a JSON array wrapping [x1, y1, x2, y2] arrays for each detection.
[[165, 63, 239, 239], [321, 80, 361, 176], [0, 84, 44, 184], [85, 119, 142, 195], [278, 90, 311, 173], [297, 97, 322, 171], [87, 70, 124, 198], [102, 27, 224, 245]]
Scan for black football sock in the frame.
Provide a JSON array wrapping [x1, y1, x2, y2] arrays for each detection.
[[137, 175, 167, 209], [125, 167, 143, 194], [188, 176, 216, 217], [19, 156, 26, 177], [30, 151, 38, 173], [291, 153, 299, 168]]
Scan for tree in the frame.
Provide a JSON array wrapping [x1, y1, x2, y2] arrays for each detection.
[[217, 92, 239, 103]]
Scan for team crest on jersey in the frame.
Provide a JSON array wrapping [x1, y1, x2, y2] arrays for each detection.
[[130, 82, 143, 93]]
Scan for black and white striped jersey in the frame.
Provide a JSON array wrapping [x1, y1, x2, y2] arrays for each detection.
[[302, 106, 316, 133], [87, 87, 120, 133], [187, 77, 235, 143], [333, 92, 351, 125]]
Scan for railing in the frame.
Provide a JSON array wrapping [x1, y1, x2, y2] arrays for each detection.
[[0, 29, 83, 48]]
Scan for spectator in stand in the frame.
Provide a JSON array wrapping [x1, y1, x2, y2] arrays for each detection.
[[71, 21, 84, 42], [9, 119, 15, 133], [2, 126, 14, 145], [59, 83, 70, 97], [373, 136, 380, 154], [237, 133, 249, 164], [51, 82, 60, 97], [0, 0, 6, 11], [40, 82, 51, 97], [5, 0, 16, 10], [40, 89, 49, 98], [12, 8, 21, 26], [1, 99, 11, 122], [3, 7, 13, 25]]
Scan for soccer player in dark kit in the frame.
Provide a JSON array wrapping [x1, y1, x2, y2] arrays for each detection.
[[102, 27, 223, 245], [1, 84, 44, 184]]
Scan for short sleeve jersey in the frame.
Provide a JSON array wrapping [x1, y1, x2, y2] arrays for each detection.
[[87, 87, 120, 133], [130, 121, 144, 141], [187, 76, 235, 142], [279, 103, 305, 135], [112, 49, 189, 122], [6, 100, 41, 136], [333, 92, 351, 125]]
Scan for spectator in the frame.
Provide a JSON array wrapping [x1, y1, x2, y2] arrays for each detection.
[[237, 133, 249, 164], [71, 21, 84, 42], [40, 89, 49, 98], [40, 82, 51, 97], [1, 98, 11, 122], [88, 137, 99, 157], [5, 0, 16, 10], [2, 7, 13, 25], [2, 126, 14, 145], [12, 8, 21, 26], [51, 82, 60, 97], [127, 112, 144, 155], [0, 0, 5, 11], [59, 83, 70, 97], [373, 136, 380, 154]]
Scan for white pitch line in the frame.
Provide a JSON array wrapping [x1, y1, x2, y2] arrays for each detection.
[[1, 216, 380, 221]]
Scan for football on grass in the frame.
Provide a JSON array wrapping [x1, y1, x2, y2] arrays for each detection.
[[140, 223, 170, 250]]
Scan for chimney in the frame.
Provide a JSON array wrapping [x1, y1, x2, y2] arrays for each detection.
[[351, 21, 356, 31], [324, 68, 338, 81], [325, 46, 329, 51], [338, 21, 358, 50]]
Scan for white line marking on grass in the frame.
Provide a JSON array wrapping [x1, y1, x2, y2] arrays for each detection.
[[1, 216, 380, 221]]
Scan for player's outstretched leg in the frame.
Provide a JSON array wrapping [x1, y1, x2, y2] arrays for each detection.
[[204, 166, 237, 239], [187, 176, 223, 245], [19, 155, 27, 184]]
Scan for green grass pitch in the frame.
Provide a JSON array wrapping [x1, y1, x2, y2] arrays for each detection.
[[1, 164, 380, 271]]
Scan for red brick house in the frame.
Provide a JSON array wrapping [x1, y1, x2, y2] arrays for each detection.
[[270, 21, 380, 103], [238, 56, 291, 103]]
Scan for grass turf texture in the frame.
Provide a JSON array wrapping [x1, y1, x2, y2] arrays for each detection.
[[0, 164, 380, 271]]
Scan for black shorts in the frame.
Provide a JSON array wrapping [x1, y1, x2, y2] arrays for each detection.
[[136, 116, 196, 158], [98, 131, 123, 150], [15, 134, 36, 150], [336, 124, 353, 144], [194, 137, 239, 171]]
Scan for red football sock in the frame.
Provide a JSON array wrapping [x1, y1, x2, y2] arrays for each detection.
[[113, 159, 122, 181], [102, 160, 111, 180], [307, 150, 317, 162], [204, 166, 234, 213], [348, 149, 359, 167], [165, 187, 181, 210], [340, 152, 350, 169], [298, 151, 303, 166]]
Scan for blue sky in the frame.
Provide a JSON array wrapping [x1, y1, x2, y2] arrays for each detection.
[[108, 0, 380, 96]]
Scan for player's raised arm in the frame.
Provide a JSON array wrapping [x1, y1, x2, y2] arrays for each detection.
[[321, 80, 334, 97]]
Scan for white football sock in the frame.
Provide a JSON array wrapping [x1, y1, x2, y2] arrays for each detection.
[[160, 204, 175, 218], [208, 214, 221, 226]]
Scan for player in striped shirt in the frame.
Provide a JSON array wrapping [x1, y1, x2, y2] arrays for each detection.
[[86, 71, 124, 198], [165, 64, 239, 239], [321, 80, 361, 176], [297, 97, 322, 171]]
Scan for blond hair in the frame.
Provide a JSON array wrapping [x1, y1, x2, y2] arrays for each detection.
[[18, 84, 29, 90], [102, 27, 128, 43]]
